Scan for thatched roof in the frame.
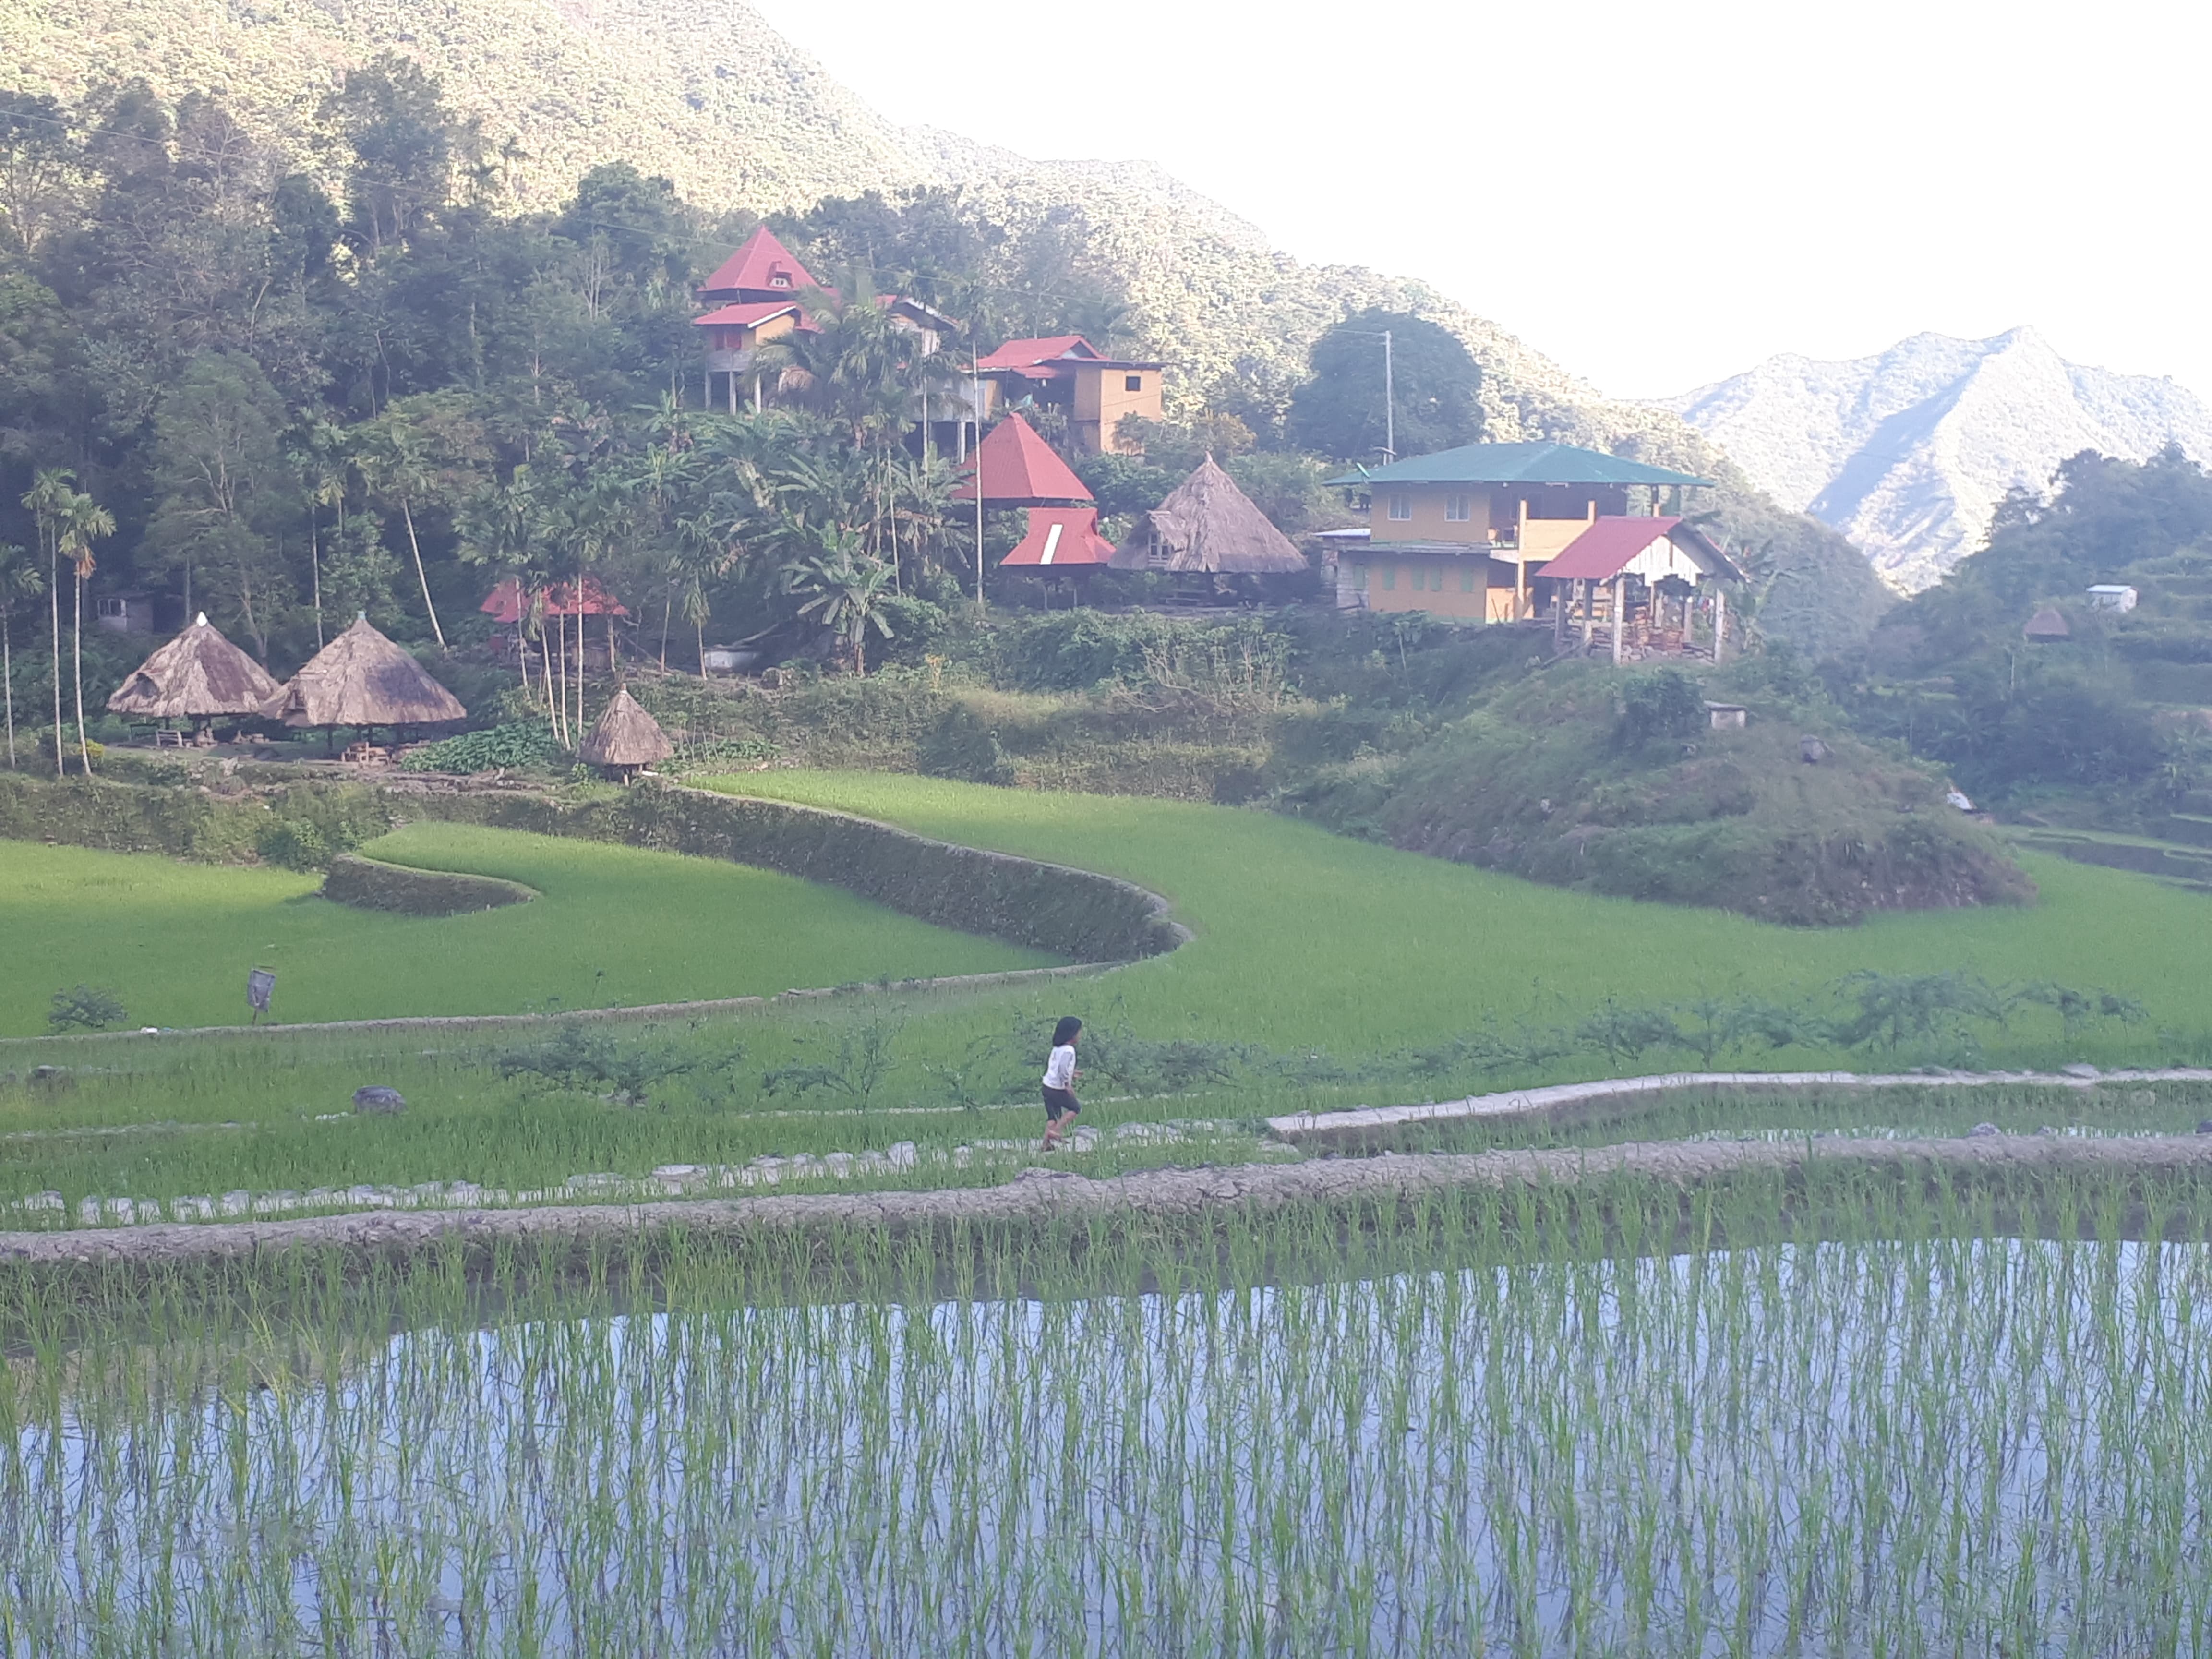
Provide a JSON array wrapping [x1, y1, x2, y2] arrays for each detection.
[[1110, 456, 1308, 574], [261, 615, 467, 727], [2024, 605, 2071, 640], [578, 687, 673, 768], [107, 614, 280, 719]]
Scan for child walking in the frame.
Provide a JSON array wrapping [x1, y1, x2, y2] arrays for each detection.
[[1040, 1016, 1082, 1150]]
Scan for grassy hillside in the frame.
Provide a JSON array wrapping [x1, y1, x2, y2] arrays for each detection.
[[1284, 660, 2027, 925], [0, 825, 1050, 1034]]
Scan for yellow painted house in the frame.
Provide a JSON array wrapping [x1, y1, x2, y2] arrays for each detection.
[[1324, 442, 1723, 625]]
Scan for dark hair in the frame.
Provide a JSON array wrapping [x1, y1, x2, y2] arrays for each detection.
[[1052, 1016, 1083, 1046]]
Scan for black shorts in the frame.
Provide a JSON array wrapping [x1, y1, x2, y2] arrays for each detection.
[[1043, 1086, 1079, 1121]]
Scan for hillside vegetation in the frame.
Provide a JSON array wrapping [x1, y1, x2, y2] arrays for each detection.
[[0, 0, 1891, 654]]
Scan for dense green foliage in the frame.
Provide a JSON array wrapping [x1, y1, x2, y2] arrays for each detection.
[[1286, 307, 1483, 462], [1841, 447, 2212, 822]]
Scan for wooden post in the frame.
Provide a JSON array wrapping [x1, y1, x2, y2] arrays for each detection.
[[1580, 579, 1593, 652], [1712, 587, 1728, 664], [1553, 579, 1567, 651], [1611, 575, 1624, 664]]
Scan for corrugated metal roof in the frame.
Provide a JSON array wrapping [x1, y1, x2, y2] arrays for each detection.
[[691, 301, 806, 329], [1001, 506, 1117, 567], [1539, 517, 1742, 583], [977, 335, 1100, 370], [1326, 441, 1712, 489], [952, 415, 1093, 505], [1540, 517, 1681, 581], [696, 226, 819, 300]]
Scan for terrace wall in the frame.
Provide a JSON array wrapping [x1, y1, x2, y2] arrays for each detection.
[[0, 774, 1190, 967], [409, 783, 1191, 964]]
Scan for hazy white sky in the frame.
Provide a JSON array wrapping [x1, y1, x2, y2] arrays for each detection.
[[747, 0, 2210, 401]]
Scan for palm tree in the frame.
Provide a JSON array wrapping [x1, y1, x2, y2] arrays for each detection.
[[289, 418, 350, 649], [354, 417, 446, 648], [21, 469, 76, 777], [0, 543, 46, 770], [457, 466, 564, 738], [60, 489, 116, 774], [785, 529, 896, 676]]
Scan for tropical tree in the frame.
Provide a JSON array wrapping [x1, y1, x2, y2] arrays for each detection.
[[145, 351, 293, 657], [354, 393, 492, 649], [1286, 308, 1483, 463], [457, 465, 565, 738], [0, 542, 46, 769], [784, 529, 895, 675], [287, 416, 351, 648], [60, 487, 115, 772], [20, 469, 76, 775]]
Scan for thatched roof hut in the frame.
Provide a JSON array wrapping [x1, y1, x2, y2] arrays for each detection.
[[1110, 456, 1308, 574], [107, 614, 280, 721], [578, 687, 673, 780], [2024, 605, 2071, 641], [261, 615, 467, 729]]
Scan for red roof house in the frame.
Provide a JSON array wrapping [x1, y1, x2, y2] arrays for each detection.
[[953, 414, 1093, 506], [481, 576, 629, 626], [973, 335, 1166, 454], [697, 225, 820, 305], [1000, 506, 1118, 569]]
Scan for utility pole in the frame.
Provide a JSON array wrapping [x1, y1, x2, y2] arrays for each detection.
[[1382, 329, 1395, 463], [972, 345, 986, 615]]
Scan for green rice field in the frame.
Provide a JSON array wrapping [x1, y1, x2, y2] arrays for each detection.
[[0, 823, 1055, 1036], [5, 774, 2212, 1219], [8, 1173, 2212, 1655], [715, 772, 2212, 1062]]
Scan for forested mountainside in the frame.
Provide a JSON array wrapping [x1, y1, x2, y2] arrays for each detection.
[[1665, 328, 2212, 593], [5, 0, 1720, 460]]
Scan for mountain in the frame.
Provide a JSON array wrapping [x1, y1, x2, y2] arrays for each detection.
[[5, 0, 1715, 457], [1660, 328, 2212, 592], [4, 0, 1893, 649]]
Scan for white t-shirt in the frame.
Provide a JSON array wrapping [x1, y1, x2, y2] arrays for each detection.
[[1042, 1045, 1076, 1091]]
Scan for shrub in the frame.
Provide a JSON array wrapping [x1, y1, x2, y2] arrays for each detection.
[[257, 818, 336, 870], [1614, 669, 1707, 748], [917, 706, 1014, 786], [401, 722, 568, 774], [48, 984, 126, 1032]]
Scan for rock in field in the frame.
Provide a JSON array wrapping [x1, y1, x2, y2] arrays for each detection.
[[352, 1086, 406, 1115]]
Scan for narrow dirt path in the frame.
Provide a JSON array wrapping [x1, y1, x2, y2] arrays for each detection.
[[10, 1132, 2212, 1269]]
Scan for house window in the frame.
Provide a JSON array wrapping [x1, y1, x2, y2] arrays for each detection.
[[1353, 560, 1369, 591], [1444, 494, 1470, 523], [1431, 566, 1445, 591], [1381, 565, 1396, 591], [1460, 565, 1476, 593], [1124, 374, 1143, 392], [96, 597, 127, 618], [1387, 495, 1412, 522]]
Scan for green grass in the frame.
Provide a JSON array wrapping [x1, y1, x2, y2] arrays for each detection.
[[8, 772, 2212, 1217], [0, 823, 1054, 1036], [710, 770, 2212, 1064]]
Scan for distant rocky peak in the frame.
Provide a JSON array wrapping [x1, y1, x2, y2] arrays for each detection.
[[1659, 330, 2212, 592]]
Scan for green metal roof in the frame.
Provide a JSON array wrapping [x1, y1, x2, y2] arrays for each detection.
[[1324, 442, 1712, 489]]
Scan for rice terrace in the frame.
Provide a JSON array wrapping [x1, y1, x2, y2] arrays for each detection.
[[5, 18, 2212, 1650]]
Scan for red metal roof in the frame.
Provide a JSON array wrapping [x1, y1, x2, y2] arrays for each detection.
[[481, 576, 629, 623], [1001, 506, 1117, 568], [691, 300, 808, 330], [1538, 517, 1684, 582], [975, 335, 1100, 371], [951, 415, 1093, 506], [697, 225, 819, 301]]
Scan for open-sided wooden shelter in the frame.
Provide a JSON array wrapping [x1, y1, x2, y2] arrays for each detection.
[[577, 687, 673, 782], [106, 613, 280, 735], [260, 615, 466, 737]]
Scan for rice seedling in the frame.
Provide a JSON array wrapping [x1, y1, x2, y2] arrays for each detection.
[[4, 1170, 2211, 1654]]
